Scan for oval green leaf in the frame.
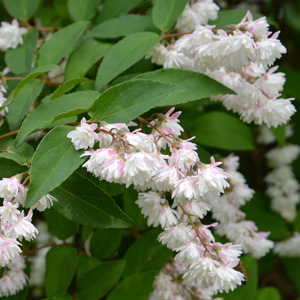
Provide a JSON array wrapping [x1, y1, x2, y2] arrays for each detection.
[[65, 39, 111, 80], [3, 0, 40, 20], [25, 125, 87, 207], [152, 0, 188, 31], [15, 90, 100, 146], [95, 32, 161, 90], [51, 169, 134, 228], [37, 21, 89, 66], [67, 0, 100, 21], [193, 112, 254, 151], [88, 15, 157, 39]]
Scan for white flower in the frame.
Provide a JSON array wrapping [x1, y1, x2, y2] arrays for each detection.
[[0, 201, 20, 225], [4, 210, 38, 241], [0, 19, 28, 51], [145, 43, 168, 66], [257, 126, 276, 144], [31, 194, 58, 211], [266, 144, 300, 167], [274, 232, 300, 257], [67, 117, 98, 150], [158, 223, 193, 250], [255, 32, 287, 69], [0, 236, 21, 267], [136, 192, 178, 228], [0, 176, 25, 202]]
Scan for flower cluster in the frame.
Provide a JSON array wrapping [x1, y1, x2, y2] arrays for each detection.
[[0, 19, 27, 51], [259, 126, 300, 222], [274, 232, 300, 257], [0, 174, 58, 296], [212, 154, 274, 258], [146, 10, 294, 128], [0, 256, 28, 297], [175, 0, 219, 32], [68, 109, 246, 295], [149, 261, 223, 300]]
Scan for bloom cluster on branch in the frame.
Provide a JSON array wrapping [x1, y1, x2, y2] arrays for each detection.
[[146, 6, 295, 128]]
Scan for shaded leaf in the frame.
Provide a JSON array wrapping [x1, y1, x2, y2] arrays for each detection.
[[45, 208, 78, 240], [5, 27, 38, 75], [45, 246, 77, 297], [95, 32, 161, 90], [51, 169, 134, 228], [124, 228, 172, 277], [37, 21, 89, 66], [90, 229, 122, 259], [65, 39, 111, 80], [15, 90, 100, 146], [152, 0, 188, 31], [77, 260, 126, 300], [7, 80, 44, 130], [25, 125, 87, 207], [193, 112, 254, 151], [67, 0, 100, 21], [3, 0, 40, 20], [135, 69, 234, 106], [257, 287, 281, 300], [107, 271, 157, 300], [89, 15, 157, 39], [90, 79, 181, 123], [0, 142, 34, 166]]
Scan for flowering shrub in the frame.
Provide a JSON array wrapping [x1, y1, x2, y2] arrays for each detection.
[[0, 0, 299, 299]]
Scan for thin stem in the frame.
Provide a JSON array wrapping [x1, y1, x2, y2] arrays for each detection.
[[25, 242, 79, 256], [0, 130, 19, 140], [178, 203, 212, 255], [22, 175, 30, 186], [163, 32, 191, 39], [137, 116, 178, 149]]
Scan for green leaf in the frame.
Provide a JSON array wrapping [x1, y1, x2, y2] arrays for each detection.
[[107, 271, 157, 300], [43, 294, 73, 300], [5, 27, 38, 75], [270, 125, 286, 146], [124, 229, 172, 277], [37, 21, 89, 66], [294, 210, 300, 231], [25, 125, 87, 207], [210, 9, 264, 28], [257, 287, 281, 300], [283, 258, 300, 293], [65, 39, 111, 80], [222, 255, 258, 300], [15, 90, 100, 146], [44, 208, 78, 240], [50, 78, 90, 100], [45, 246, 77, 297], [77, 260, 126, 300], [193, 112, 254, 151], [0, 142, 34, 166], [245, 211, 290, 240], [97, 0, 142, 22], [95, 32, 161, 90], [3, 0, 40, 20], [89, 15, 157, 39], [0, 158, 27, 178], [279, 66, 300, 99], [51, 169, 134, 228], [135, 69, 234, 106], [77, 254, 102, 282], [14, 64, 59, 95], [152, 0, 188, 31], [123, 187, 148, 230], [90, 79, 182, 123], [7, 80, 44, 130], [67, 0, 100, 21], [90, 229, 122, 259]]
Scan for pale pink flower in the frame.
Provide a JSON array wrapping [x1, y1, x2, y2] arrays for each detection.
[[0, 236, 21, 267], [0, 176, 25, 202], [67, 117, 98, 150]]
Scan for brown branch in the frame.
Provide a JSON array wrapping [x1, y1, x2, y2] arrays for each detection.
[[0, 130, 19, 140], [137, 116, 178, 149]]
